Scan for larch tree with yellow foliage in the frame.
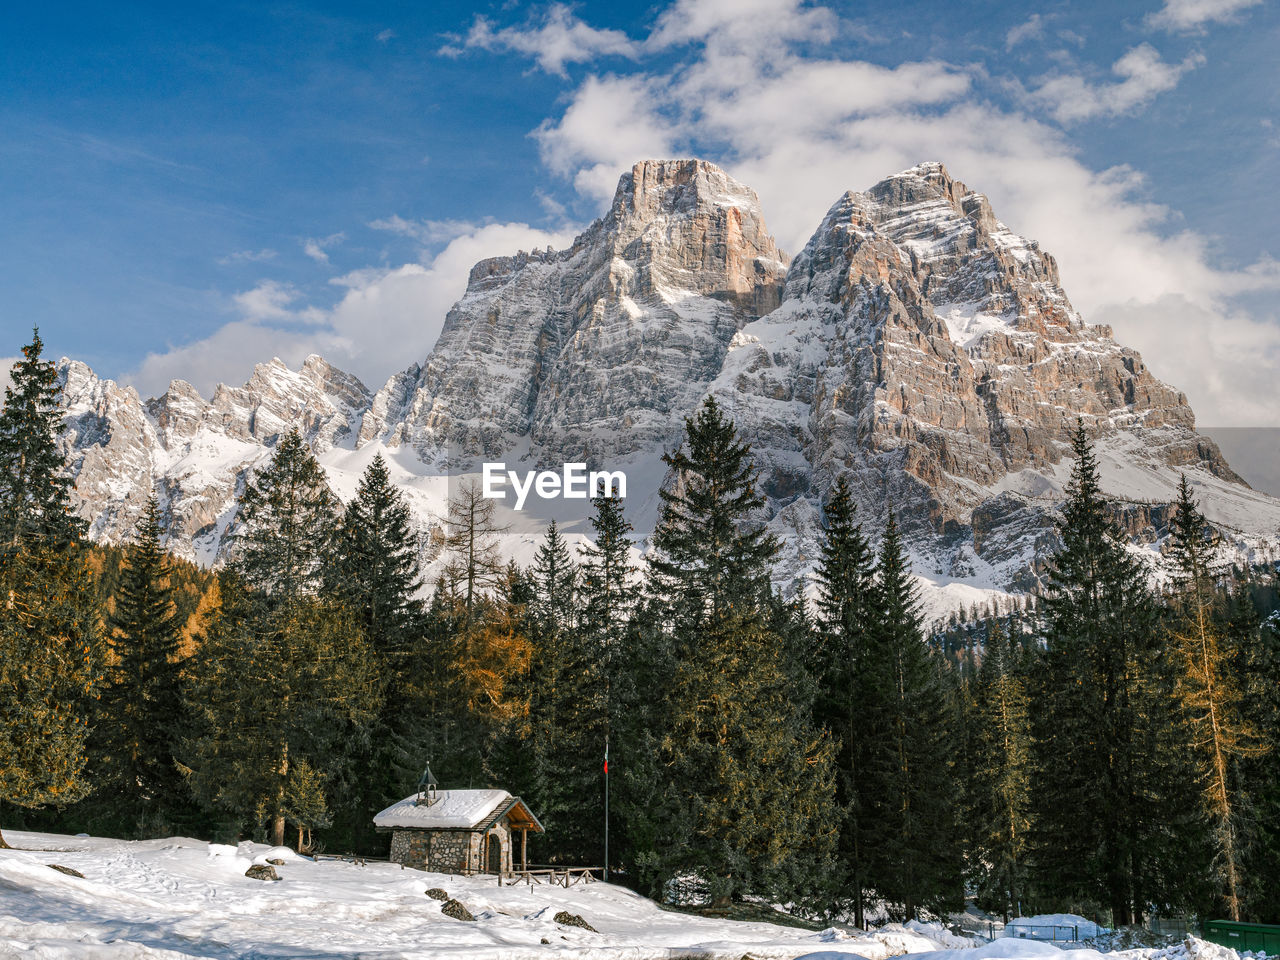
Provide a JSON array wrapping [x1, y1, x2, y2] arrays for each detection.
[[1167, 474, 1266, 921]]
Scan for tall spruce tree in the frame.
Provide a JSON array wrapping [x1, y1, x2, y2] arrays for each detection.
[[0, 328, 85, 551], [864, 511, 962, 920], [183, 574, 377, 847], [0, 334, 103, 849], [1167, 475, 1264, 920], [812, 474, 879, 926], [530, 519, 576, 632], [231, 428, 338, 598], [332, 453, 424, 662], [327, 454, 426, 851], [1239, 603, 1280, 918], [648, 397, 778, 620], [968, 620, 1034, 922], [645, 607, 836, 903], [528, 498, 636, 866], [635, 398, 834, 902], [98, 495, 188, 832], [186, 435, 376, 848], [577, 496, 636, 662], [1029, 424, 1162, 924], [0, 545, 103, 848]]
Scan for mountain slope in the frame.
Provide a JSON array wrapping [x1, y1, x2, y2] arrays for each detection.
[[50, 159, 1280, 605], [358, 159, 787, 466]]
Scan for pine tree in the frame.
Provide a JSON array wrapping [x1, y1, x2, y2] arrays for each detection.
[[812, 474, 879, 926], [325, 454, 427, 850], [1167, 475, 1265, 920], [578, 495, 636, 664], [186, 434, 376, 848], [231, 428, 338, 598], [182, 575, 377, 848], [0, 328, 85, 552], [648, 397, 778, 622], [864, 511, 962, 920], [1239, 603, 1280, 918], [1029, 424, 1162, 924], [635, 399, 834, 902], [968, 620, 1033, 921], [530, 519, 575, 632], [98, 495, 188, 832], [528, 498, 636, 866], [0, 336, 103, 849], [0, 545, 104, 848], [332, 453, 424, 662], [641, 608, 836, 903]]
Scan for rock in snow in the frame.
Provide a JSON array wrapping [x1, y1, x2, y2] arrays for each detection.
[[51, 159, 1280, 606], [555, 910, 598, 932], [440, 897, 476, 922]]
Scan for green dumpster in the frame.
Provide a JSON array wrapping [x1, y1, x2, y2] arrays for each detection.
[[1202, 920, 1280, 954]]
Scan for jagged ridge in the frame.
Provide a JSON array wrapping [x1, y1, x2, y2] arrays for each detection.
[[52, 159, 1280, 607]]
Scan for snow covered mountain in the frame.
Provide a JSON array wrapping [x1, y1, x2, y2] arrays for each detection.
[[356, 158, 788, 464], [53, 159, 1280, 610]]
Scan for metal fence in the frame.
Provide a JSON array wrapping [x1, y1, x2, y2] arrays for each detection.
[[1148, 917, 1192, 938], [1003, 923, 1085, 942]]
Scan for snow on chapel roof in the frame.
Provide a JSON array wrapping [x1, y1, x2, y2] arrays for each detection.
[[373, 789, 511, 830]]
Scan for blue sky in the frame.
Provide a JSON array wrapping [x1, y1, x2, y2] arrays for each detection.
[[1, 0, 1277, 425]]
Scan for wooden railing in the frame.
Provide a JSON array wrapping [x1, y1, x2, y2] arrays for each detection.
[[500, 865, 602, 887]]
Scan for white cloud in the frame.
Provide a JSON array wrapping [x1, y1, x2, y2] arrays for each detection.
[[1146, 0, 1263, 30], [1093, 296, 1280, 427], [445, 4, 638, 77], [302, 232, 345, 264], [124, 0, 1280, 426], [218, 248, 277, 265], [647, 0, 836, 53], [127, 222, 578, 398], [1005, 14, 1045, 49], [376, 28, 395, 43], [513, 0, 1279, 425], [234, 280, 312, 323], [533, 73, 680, 203], [1027, 44, 1204, 124], [368, 215, 479, 245]]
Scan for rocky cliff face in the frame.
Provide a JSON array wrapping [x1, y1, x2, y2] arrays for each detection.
[[50, 159, 1280, 605], [707, 162, 1255, 586], [59, 355, 370, 564], [357, 159, 788, 466]]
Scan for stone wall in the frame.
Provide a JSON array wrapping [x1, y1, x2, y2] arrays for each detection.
[[390, 829, 473, 872], [389, 825, 515, 874]]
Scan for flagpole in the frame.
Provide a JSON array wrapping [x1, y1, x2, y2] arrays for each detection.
[[603, 733, 610, 882]]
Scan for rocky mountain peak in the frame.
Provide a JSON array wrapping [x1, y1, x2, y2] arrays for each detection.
[[47, 159, 1277, 607], [867, 160, 959, 207], [600, 158, 788, 312], [614, 158, 766, 221], [361, 157, 791, 463]]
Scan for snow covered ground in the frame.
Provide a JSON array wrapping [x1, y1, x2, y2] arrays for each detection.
[[0, 830, 955, 959], [0, 831, 1261, 960]]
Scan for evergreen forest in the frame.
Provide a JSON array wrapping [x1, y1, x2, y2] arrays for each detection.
[[4, 331, 1280, 926]]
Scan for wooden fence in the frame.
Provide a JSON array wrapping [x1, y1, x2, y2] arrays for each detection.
[[499, 865, 602, 887]]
